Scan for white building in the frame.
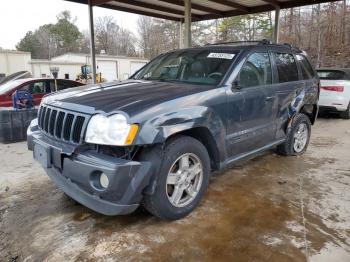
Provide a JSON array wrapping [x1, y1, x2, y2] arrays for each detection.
[[0, 50, 148, 82], [0, 50, 31, 76]]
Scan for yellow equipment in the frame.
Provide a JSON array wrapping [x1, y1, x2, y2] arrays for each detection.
[[76, 65, 104, 84]]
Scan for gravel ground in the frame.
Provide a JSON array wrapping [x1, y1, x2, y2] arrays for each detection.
[[0, 116, 350, 262]]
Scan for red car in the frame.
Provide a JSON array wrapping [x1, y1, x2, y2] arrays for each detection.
[[0, 78, 84, 107]]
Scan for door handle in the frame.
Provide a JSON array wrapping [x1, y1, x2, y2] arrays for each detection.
[[265, 96, 274, 101]]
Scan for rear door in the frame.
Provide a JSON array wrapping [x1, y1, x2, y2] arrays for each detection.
[[271, 52, 304, 140], [226, 51, 277, 156]]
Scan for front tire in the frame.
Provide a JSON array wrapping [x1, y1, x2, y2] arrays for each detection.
[[142, 136, 210, 220], [277, 113, 311, 156]]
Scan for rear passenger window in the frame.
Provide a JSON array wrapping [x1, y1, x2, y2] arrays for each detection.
[[53, 80, 75, 91], [274, 53, 299, 83], [296, 54, 315, 79], [239, 52, 272, 88]]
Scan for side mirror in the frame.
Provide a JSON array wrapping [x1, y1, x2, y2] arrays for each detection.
[[231, 80, 241, 91]]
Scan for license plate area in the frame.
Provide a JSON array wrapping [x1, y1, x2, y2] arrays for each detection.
[[34, 143, 52, 168]]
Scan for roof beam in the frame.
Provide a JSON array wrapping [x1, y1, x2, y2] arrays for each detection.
[[207, 0, 249, 12], [157, 0, 223, 16], [100, 3, 181, 21], [197, 0, 341, 21], [112, 0, 197, 18], [198, 4, 273, 21], [261, 0, 280, 8], [280, 0, 338, 9], [65, 0, 343, 22], [91, 0, 110, 5]]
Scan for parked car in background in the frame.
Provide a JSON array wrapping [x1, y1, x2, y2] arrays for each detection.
[[317, 68, 350, 119], [0, 78, 84, 107], [28, 41, 319, 220], [0, 71, 32, 85]]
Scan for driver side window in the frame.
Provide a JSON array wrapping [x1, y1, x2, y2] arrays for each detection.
[[239, 52, 272, 88]]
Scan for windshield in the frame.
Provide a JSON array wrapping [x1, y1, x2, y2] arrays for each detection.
[[132, 49, 238, 85], [317, 70, 347, 80], [0, 79, 27, 94]]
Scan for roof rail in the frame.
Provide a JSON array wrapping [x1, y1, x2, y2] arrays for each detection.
[[205, 39, 303, 52], [205, 39, 272, 46]]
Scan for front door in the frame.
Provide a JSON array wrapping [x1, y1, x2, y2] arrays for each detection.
[[226, 52, 277, 157], [26, 80, 51, 105]]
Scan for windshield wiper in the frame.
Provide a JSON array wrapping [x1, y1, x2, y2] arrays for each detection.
[[142, 77, 168, 81]]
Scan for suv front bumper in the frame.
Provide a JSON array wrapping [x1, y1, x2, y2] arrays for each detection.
[[27, 124, 152, 216]]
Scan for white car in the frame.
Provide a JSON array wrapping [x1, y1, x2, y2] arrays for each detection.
[[317, 68, 350, 119]]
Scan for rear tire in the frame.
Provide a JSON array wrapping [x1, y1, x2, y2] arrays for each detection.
[[276, 113, 311, 156], [142, 136, 210, 220], [340, 103, 350, 119]]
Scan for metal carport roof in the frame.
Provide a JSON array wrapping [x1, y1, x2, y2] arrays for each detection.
[[66, 0, 341, 22], [64, 0, 341, 83]]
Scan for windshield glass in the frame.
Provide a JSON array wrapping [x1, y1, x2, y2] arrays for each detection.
[[317, 70, 346, 80], [132, 49, 238, 85], [0, 79, 27, 94]]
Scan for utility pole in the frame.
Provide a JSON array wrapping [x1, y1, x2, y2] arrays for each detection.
[[88, 0, 97, 84]]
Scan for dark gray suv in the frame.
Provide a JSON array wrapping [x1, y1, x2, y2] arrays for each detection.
[[27, 41, 319, 220]]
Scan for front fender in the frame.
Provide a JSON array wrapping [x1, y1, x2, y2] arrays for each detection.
[[135, 106, 226, 145]]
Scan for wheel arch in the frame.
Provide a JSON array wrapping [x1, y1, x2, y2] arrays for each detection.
[[139, 127, 222, 196], [300, 104, 318, 125], [165, 127, 221, 171]]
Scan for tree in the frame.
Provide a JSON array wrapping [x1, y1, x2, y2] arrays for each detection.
[[94, 16, 137, 56], [95, 16, 117, 54], [16, 11, 82, 59], [137, 16, 180, 59], [16, 31, 41, 55], [50, 11, 82, 55], [217, 13, 273, 42], [279, 1, 350, 67]]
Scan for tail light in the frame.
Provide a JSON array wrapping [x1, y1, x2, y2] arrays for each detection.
[[321, 86, 344, 92]]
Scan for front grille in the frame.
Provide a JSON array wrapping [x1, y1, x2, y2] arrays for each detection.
[[38, 105, 89, 144]]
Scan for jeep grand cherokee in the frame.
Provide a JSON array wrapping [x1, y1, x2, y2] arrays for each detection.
[[27, 41, 319, 220]]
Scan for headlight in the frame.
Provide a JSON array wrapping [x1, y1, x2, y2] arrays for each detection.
[[85, 114, 139, 146], [29, 118, 38, 128]]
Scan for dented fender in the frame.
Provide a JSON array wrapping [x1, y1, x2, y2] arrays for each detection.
[[133, 106, 227, 160]]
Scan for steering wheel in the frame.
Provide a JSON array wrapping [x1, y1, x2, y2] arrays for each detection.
[[208, 72, 223, 79]]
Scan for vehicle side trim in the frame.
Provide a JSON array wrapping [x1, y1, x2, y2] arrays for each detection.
[[221, 138, 285, 168]]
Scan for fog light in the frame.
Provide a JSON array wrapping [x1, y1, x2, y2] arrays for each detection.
[[99, 173, 109, 189]]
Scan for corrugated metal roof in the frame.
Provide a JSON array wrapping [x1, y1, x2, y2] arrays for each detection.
[[66, 0, 341, 21]]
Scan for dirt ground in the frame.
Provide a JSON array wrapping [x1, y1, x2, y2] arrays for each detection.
[[0, 116, 350, 262]]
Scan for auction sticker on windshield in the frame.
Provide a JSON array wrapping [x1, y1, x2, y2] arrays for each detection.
[[207, 53, 235, 59]]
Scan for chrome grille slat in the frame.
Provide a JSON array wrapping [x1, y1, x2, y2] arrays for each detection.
[[73, 116, 85, 143], [63, 114, 74, 141], [69, 116, 78, 142], [40, 107, 47, 128], [38, 105, 89, 145], [55, 111, 65, 138], [48, 110, 57, 135], [44, 108, 51, 132], [38, 107, 43, 127]]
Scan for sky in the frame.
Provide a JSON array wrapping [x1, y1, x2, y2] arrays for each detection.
[[0, 0, 140, 49]]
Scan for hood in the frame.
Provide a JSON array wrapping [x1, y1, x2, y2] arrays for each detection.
[[43, 80, 214, 115]]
